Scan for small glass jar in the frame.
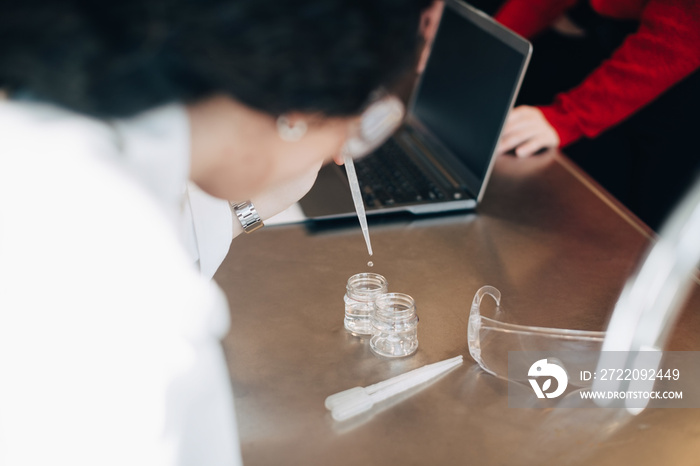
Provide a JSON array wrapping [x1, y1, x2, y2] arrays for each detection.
[[370, 293, 419, 358], [344, 273, 389, 336]]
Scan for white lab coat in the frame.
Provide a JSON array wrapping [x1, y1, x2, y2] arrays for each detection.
[[0, 100, 243, 466]]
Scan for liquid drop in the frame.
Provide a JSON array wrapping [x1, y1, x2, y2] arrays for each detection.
[[367, 261, 374, 267]]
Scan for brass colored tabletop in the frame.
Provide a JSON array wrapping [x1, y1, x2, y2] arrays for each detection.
[[215, 152, 700, 466]]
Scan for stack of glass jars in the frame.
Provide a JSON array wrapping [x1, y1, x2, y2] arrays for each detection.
[[344, 273, 418, 358]]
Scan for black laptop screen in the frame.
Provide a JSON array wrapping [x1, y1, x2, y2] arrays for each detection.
[[412, 6, 526, 192]]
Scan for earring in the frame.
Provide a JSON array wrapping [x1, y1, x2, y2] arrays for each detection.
[[276, 115, 308, 142]]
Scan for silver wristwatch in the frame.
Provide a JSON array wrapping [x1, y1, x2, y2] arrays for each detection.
[[230, 200, 264, 234]]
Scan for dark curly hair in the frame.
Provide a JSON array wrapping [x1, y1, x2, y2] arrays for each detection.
[[0, 0, 432, 118]]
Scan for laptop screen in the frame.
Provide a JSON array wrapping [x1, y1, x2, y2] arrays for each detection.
[[411, 4, 528, 196]]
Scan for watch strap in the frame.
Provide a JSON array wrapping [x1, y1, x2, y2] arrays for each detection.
[[230, 200, 264, 234]]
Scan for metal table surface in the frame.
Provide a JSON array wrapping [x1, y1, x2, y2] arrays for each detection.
[[215, 152, 700, 466]]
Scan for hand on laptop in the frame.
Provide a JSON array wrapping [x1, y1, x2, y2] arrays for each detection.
[[497, 106, 560, 157]]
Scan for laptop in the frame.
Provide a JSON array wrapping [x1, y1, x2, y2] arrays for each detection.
[[299, 0, 532, 219]]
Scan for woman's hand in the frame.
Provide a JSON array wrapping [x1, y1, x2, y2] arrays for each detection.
[[497, 106, 560, 157], [250, 160, 323, 221], [228, 160, 322, 238]]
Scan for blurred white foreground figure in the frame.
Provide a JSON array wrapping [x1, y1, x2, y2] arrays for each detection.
[[594, 173, 700, 414], [0, 103, 244, 466]]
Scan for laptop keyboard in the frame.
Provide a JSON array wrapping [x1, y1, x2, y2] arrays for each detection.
[[354, 138, 446, 208]]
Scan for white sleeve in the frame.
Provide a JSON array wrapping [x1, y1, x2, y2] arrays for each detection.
[[110, 104, 234, 279], [110, 104, 192, 227], [184, 183, 234, 280]]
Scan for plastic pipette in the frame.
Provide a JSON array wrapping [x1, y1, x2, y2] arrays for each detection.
[[343, 152, 372, 256], [331, 356, 463, 421], [325, 355, 463, 410], [328, 355, 464, 421], [341, 95, 404, 257]]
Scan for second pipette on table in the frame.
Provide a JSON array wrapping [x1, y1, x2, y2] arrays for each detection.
[[326, 355, 464, 421]]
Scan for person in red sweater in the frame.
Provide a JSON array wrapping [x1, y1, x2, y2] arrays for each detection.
[[492, 0, 700, 229]]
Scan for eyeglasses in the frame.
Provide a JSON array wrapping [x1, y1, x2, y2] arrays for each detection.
[[343, 94, 405, 161], [468, 285, 605, 385], [276, 92, 404, 149]]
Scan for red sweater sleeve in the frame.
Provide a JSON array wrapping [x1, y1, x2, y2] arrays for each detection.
[[539, 0, 700, 146], [495, 0, 579, 38]]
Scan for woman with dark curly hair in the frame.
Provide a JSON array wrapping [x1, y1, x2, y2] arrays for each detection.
[[0, 1, 437, 464]]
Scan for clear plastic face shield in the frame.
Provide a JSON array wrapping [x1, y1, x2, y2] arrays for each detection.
[[468, 285, 606, 386]]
